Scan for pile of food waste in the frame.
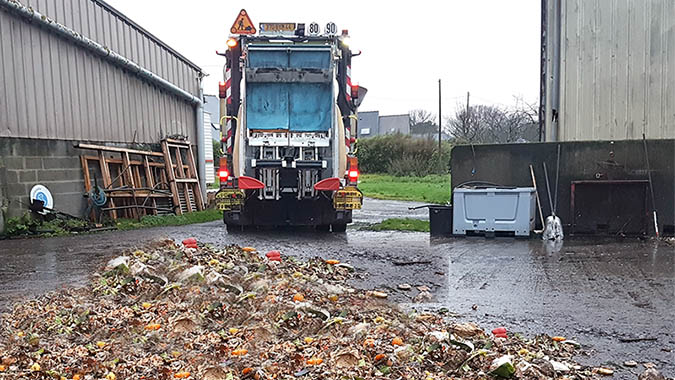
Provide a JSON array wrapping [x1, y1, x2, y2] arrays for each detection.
[[0, 239, 606, 379]]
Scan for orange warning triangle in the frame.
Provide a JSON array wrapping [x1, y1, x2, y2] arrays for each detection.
[[230, 9, 256, 35]]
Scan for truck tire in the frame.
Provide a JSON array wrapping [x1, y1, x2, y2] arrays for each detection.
[[316, 224, 330, 232], [331, 223, 347, 233]]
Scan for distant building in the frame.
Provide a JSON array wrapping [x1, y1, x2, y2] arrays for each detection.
[[357, 111, 380, 138], [357, 112, 410, 138], [203, 94, 221, 142], [380, 114, 410, 135]]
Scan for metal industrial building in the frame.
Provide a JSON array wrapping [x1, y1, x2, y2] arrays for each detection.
[[357, 111, 410, 138], [0, 0, 204, 231], [541, 0, 675, 141], [451, 0, 675, 237]]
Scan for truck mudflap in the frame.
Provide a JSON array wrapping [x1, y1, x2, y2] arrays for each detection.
[[215, 189, 245, 211], [334, 186, 363, 210]]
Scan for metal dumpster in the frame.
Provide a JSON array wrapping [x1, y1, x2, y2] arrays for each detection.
[[453, 187, 536, 237], [429, 205, 453, 236]]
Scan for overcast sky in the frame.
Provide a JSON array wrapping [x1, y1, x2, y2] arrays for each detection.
[[106, 0, 541, 118]]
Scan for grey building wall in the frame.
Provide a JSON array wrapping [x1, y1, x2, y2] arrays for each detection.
[[379, 114, 410, 135], [0, 138, 90, 223], [544, 0, 675, 141], [357, 111, 379, 138], [0, 0, 202, 144], [0, 0, 203, 231]]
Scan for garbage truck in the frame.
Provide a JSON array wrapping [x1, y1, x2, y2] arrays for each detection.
[[216, 18, 365, 232]]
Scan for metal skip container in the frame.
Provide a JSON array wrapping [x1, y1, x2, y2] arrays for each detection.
[[429, 205, 453, 236], [452, 187, 536, 237]]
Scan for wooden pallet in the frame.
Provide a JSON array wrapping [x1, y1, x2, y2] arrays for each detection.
[[78, 143, 178, 220]]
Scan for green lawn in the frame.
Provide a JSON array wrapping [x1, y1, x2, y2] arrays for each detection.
[[358, 174, 451, 204], [369, 218, 430, 232]]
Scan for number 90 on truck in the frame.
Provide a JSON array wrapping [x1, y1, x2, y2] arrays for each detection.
[[216, 16, 366, 232]]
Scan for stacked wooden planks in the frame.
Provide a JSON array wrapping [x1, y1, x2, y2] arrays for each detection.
[[78, 139, 203, 221]]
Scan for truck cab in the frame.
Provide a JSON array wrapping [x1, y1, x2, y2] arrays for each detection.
[[216, 24, 364, 232]]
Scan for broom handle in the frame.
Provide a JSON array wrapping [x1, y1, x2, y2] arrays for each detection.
[[543, 162, 554, 215], [530, 165, 546, 230]]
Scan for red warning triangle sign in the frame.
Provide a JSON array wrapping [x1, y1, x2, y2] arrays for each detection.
[[230, 9, 256, 35]]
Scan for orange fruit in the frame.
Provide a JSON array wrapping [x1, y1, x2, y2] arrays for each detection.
[[232, 348, 248, 356], [293, 293, 305, 302], [242, 368, 254, 375], [144, 323, 161, 331], [174, 372, 191, 379], [552, 336, 566, 342], [391, 337, 403, 346], [325, 259, 340, 265], [306, 358, 323, 365]]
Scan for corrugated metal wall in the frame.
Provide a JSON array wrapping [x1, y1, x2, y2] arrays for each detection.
[[0, 0, 201, 144], [547, 0, 675, 141]]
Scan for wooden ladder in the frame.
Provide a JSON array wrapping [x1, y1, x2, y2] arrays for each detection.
[[161, 139, 204, 215]]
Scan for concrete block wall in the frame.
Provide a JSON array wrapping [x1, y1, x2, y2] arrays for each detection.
[[451, 139, 675, 236], [0, 138, 86, 231]]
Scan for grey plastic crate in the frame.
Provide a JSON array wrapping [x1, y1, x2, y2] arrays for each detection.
[[453, 187, 536, 237]]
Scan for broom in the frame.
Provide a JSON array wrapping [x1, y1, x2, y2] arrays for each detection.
[[542, 145, 564, 240]]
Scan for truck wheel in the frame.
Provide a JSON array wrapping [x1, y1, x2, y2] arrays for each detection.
[[331, 223, 347, 233], [316, 224, 330, 232]]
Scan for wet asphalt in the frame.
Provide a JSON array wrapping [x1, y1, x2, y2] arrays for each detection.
[[0, 198, 673, 378]]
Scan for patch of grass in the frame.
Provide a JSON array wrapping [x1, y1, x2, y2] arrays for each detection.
[[115, 209, 222, 230], [369, 218, 430, 232], [208, 177, 220, 190], [358, 174, 451, 204]]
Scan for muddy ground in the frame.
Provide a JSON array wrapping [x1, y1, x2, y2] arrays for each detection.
[[0, 198, 673, 378]]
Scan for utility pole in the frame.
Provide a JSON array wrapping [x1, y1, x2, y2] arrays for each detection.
[[465, 91, 470, 140], [466, 91, 470, 123], [438, 79, 442, 153]]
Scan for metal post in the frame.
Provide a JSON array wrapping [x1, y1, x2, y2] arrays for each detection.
[[466, 91, 470, 133], [539, 0, 548, 142], [196, 81, 206, 204], [438, 79, 442, 153]]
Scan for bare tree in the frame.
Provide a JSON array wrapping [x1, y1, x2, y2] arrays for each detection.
[[409, 109, 436, 126], [408, 109, 438, 139], [446, 99, 539, 144], [445, 103, 484, 143]]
